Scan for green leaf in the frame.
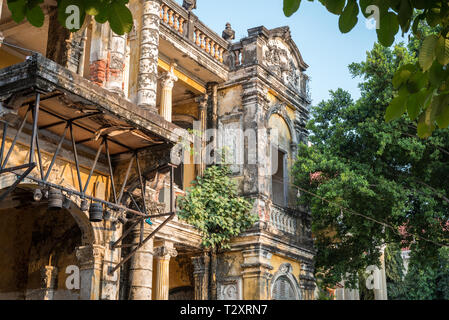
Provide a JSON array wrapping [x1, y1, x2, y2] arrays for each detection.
[[283, 0, 301, 17], [7, 0, 27, 23], [25, 5, 44, 27], [108, 2, 133, 35], [429, 60, 446, 87], [406, 88, 432, 120], [385, 89, 408, 122], [339, 0, 359, 34], [392, 64, 415, 89], [406, 71, 428, 93], [324, 0, 346, 15], [435, 35, 449, 66], [434, 95, 449, 128], [397, 0, 413, 33], [419, 34, 438, 71], [376, 12, 399, 47]]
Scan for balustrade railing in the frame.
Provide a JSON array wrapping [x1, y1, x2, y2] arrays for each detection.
[[269, 205, 299, 235], [160, 0, 229, 65]]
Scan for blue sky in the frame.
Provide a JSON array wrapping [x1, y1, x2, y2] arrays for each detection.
[[176, 0, 405, 105]]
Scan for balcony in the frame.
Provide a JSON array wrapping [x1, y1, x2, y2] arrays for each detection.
[[158, 0, 229, 83]]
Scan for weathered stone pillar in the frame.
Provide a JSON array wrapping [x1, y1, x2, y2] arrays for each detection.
[[192, 253, 210, 300], [128, 224, 154, 300], [137, 0, 162, 113], [40, 265, 58, 300], [75, 245, 105, 300], [374, 245, 388, 300], [154, 241, 178, 300], [300, 261, 316, 300], [241, 247, 273, 300], [90, 22, 110, 87], [195, 94, 208, 175], [159, 66, 178, 122], [106, 32, 127, 95]]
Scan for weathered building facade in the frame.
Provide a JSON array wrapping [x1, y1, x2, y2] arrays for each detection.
[[0, 0, 314, 300]]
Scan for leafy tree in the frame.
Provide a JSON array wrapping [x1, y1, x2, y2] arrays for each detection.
[[283, 0, 449, 138], [177, 164, 257, 250], [293, 39, 449, 289], [387, 246, 449, 300], [6, 0, 133, 35]]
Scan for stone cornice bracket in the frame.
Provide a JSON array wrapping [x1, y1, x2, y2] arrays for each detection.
[[191, 253, 210, 274], [196, 93, 209, 111], [76, 245, 106, 269], [154, 242, 178, 259]]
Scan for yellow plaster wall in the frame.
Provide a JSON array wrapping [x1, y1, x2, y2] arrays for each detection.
[[0, 49, 23, 68], [173, 102, 199, 120], [270, 254, 301, 280], [2, 138, 110, 201], [217, 85, 242, 116]]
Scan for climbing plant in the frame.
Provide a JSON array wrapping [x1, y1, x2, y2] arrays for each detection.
[[177, 164, 257, 250], [6, 0, 133, 35], [283, 0, 449, 138]]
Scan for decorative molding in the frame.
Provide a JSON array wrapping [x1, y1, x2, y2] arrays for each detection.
[[270, 263, 302, 300], [217, 277, 243, 300]]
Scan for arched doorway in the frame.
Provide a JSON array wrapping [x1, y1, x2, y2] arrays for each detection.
[[0, 183, 93, 300]]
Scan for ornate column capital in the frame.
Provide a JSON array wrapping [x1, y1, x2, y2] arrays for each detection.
[[196, 94, 209, 111], [76, 245, 105, 270], [154, 242, 178, 260], [160, 65, 178, 89]]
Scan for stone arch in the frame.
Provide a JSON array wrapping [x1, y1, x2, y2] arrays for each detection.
[[270, 263, 302, 300], [0, 174, 99, 246], [266, 103, 298, 148]]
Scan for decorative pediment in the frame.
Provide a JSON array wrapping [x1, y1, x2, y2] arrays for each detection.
[[261, 27, 308, 93]]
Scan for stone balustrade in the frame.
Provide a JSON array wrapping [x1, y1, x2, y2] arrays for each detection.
[[269, 205, 299, 235], [160, 0, 228, 65]]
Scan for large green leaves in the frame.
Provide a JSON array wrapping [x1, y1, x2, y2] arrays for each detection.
[[283, 0, 302, 17], [108, 1, 133, 35], [7, 0, 133, 35], [282, 0, 449, 138], [339, 0, 359, 33]]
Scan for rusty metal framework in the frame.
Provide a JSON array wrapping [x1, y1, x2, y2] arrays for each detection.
[[0, 91, 176, 274]]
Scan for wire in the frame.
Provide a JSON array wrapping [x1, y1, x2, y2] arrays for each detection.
[[0, 38, 38, 55], [292, 183, 449, 249]]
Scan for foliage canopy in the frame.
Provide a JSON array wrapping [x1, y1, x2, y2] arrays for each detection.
[[284, 0, 449, 138], [293, 39, 449, 288], [7, 0, 133, 35]]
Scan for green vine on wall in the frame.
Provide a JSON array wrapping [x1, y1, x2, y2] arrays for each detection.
[[177, 164, 257, 250]]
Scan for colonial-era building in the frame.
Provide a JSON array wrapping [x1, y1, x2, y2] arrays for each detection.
[[0, 0, 314, 300]]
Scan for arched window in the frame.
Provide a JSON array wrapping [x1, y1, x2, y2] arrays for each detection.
[[270, 263, 302, 300], [272, 275, 296, 300]]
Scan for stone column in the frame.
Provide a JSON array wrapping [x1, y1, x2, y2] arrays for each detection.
[[40, 265, 58, 300], [300, 262, 316, 300], [137, 0, 162, 113], [195, 94, 208, 175], [159, 65, 178, 122], [374, 245, 388, 300], [154, 241, 178, 300], [89, 22, 110, 87], [192, 253, 210, 300], [241, 247, 273, 300], [105, 32, 127, 95], [75, 245, 105, 300], [128, 223, 154, 300]]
